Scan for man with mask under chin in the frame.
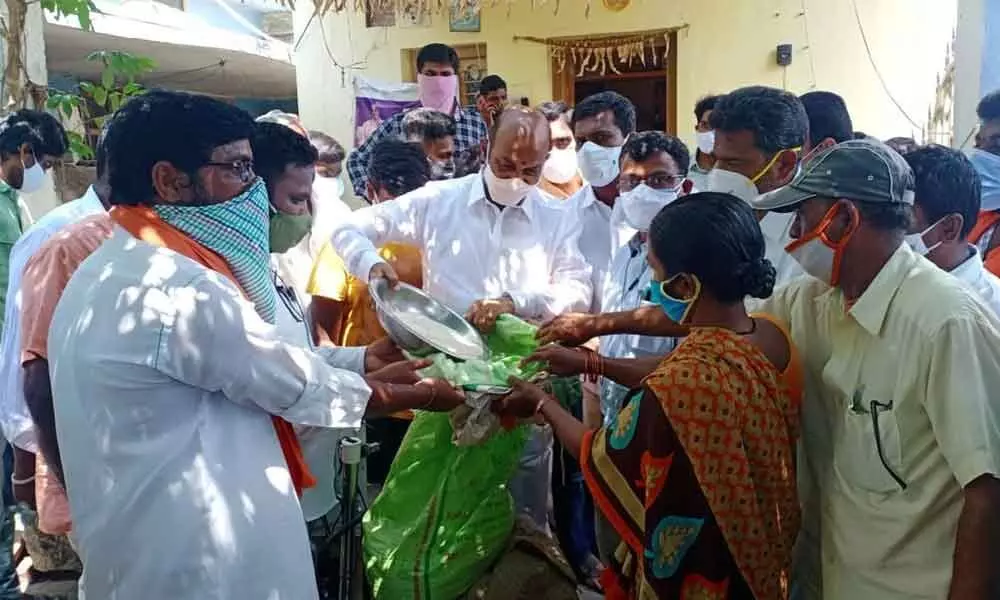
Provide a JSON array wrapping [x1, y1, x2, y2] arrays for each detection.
[[329, 106, 592, 530], [704, 85, 810, 287]]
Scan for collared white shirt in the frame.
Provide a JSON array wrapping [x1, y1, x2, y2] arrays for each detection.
[[270, 257, 367, 523], [764, 243, 1000, 600], [688, 160, 711, 192], [950, 245, 1000, 315], [759, 211, 807, 287], [331, 173, 592, 319], [0, 186, 104, 451], [49, 228, 373, 600], [310, 176, 354, 257], [598, 234, 677, 424], [560, 184, 632, 311]]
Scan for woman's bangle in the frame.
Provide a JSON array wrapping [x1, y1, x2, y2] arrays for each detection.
[[584, 349, 602, 383], [534, 397, 548, 416], [420, 384, 439, 410], [11, 474, 34, 486]]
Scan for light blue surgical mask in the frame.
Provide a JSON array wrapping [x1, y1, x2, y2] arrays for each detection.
[[647, 274, 701, 325], [967, 148, 1000, 211]]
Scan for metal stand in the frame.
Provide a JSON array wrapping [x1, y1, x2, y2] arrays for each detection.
[[337, 436, 363, 600]]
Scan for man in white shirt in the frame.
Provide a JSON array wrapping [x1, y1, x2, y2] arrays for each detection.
[[307, 129, 352, 256], [688, 94, 722, 191], [253, 119, 393, 531], [565, 90, 636, 310], [330, 106, 592, 531], [0, 154, 107, 458], [704, 86, 810, 286], [47, 90, 462, 599], [332, 106, 591, 325], [538, 87, 817, 347], [0, 133, 108, 588], [902, 144, 1000, 314]]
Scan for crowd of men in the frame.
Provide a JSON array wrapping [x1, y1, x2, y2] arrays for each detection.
[[0, 38, 997, 599]]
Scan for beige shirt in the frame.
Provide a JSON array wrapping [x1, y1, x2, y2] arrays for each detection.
[[763, 243, 1000, 600]]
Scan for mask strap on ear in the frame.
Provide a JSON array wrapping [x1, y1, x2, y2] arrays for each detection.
[[751, 146, 802, 184]]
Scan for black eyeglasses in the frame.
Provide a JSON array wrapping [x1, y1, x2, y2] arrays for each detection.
[[618, 173, 684, 193], [273, 271, 304, 323], [205, 159, 255, 183], [850, 391, 907, 490]]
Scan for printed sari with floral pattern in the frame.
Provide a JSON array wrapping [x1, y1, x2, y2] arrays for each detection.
[[581, 321, 802, 599]]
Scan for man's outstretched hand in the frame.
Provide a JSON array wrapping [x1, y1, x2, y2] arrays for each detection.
[[536, 313, 597, 346], [364, 337, 407, 373], [366, 359, 432, 385]]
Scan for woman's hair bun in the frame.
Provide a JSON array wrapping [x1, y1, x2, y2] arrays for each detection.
[[734, 257, 777, 299]]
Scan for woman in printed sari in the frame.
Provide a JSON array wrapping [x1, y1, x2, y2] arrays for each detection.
[[493, 192, 803, 599]]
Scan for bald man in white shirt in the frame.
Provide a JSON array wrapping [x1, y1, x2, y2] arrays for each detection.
[[330, 107, 592, 530]]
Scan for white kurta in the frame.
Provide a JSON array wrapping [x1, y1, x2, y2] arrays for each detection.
[[330, 173, 592, 319], [49, 228, 372, 600]]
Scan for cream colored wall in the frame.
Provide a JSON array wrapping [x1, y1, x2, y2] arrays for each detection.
[[294, 0, 957, 156], [955, 0, 985, 148]]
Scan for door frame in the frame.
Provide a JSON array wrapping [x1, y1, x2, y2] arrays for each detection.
[[550, 30, 678, 134]]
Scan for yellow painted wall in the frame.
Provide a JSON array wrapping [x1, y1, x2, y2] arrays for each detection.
[[293, 0, 957, 155]]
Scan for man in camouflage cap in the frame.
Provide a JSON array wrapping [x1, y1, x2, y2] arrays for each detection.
[[756, 138, 1000, 600]]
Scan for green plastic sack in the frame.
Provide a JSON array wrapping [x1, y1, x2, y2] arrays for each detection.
[[418, 315, 544, 386], [363, 412, 529, 599], [363, 316, 544, 598]]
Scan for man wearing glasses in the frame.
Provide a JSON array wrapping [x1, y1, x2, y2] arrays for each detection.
[[41, 90, 463, 599], [517, 131, 691, 564]]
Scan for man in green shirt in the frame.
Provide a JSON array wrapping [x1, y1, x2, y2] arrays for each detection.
[[0, 109, 68, 335], [0, 108, 66, 599]]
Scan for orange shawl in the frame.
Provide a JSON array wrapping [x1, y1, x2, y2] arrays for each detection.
[[110, 205, 316, 495], [970, 210, 1000, 277]]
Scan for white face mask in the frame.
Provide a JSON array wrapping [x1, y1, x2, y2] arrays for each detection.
[[704, 168, 759, 204], [577, 141, 623, 188], [695, 130, 715, 155], [18, 155, 45, 194], [786, 237, 836, 284], [483, 163, 532, 207], [705, 149, 798, 205], [784, 202, 858, 286], [904, 218, 945, 256], [542, 147, 578, 184], [313, 174, 345, 200], [619, 184, 679, 231]]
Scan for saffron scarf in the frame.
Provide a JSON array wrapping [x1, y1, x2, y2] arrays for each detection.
[[109, 201, 316, 495]]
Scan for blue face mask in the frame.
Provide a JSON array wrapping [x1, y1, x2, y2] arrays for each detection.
[[648, 274, 700, 324], [967, 148, 1000, 211]]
